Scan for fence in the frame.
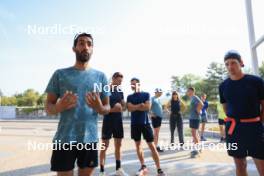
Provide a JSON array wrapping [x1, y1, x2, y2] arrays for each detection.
[[2, 107, 219, 122]]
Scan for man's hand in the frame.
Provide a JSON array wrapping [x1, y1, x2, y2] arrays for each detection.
[[86, 92, 111, 115], [137, 102, 151, 111], [110, 103, 123, 113], [85, 92, 103, 113], [56, 91, 78, 113], [127, 103, 140, 112], [151, 113, 156, 118]]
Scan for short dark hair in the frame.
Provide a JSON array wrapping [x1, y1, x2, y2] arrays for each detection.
[[112, 72, 123, 79], [131, 77, 140, 83], [73, 33, 93, 47], [188, 87, 195, 92]]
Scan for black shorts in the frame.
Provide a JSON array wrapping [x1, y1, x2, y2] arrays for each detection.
[[131, 124, 154, 142], [218, 119, 225, 125], [226, 122, 264, 160], [151, 116, 162, 128], [102, 116, 124, 140], [189, 119, 200, 129], [51, 142, 98, 171]]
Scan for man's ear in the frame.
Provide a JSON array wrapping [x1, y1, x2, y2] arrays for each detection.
[[72, 47, 76, 53], [240, 59, 245, 67]]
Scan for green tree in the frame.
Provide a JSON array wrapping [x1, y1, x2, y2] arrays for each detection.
[[37, 93, 47, 106], [1, 96, 17, 106], [171, 74, 203, 100], [171, 62, 227, 101], [171, 74, 202, 93], [259, 61, 264, 79], [204, 62, 227, 101], [16, 89, 40, 106]]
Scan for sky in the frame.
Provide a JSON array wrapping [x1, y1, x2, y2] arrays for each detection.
[[0, 0, 264, 97]]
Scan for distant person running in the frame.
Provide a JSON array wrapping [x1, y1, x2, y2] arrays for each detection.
[[45, 33, 110, 176], [219, 50, 264, 176], [150, 88, 164, 152], [127, 78, 165, 176], [99, 72, 128, 176], [186, 87, 204, 158], [166, 91, 186, 147], [200, 93, 209, 141]]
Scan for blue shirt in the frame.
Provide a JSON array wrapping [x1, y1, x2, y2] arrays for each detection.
[[201, 100, 208, 116], [151, 96, 163, 118], [127, 92, 150, 125], [189, 95, 202, 120], [45, 67, 110, 143], [219, 74, 264, 119], [104, 88, 124, 119]]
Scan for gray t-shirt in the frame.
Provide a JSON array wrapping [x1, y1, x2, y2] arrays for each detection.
[[189, 95, 201, 120], [45, 67, 110, 143]]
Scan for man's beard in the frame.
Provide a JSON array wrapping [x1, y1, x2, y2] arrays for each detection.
[[76, 51, 91, 63]]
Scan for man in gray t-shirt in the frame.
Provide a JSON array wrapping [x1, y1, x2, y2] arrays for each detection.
[[187, 87, 203, 157]]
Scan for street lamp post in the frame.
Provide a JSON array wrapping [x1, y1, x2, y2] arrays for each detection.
[[245, 0, 264, 76]]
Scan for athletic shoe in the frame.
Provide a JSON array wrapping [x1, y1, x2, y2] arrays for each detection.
[[157, 169, 166, 176], [115, 168, 129, 176], [156, 146, 164, 152], [200, 136, 207, 141], [220, 137, 226, 143], [136, 167, 148, 176], [190, 150, 200, 158], [99, 171, 106, 176]]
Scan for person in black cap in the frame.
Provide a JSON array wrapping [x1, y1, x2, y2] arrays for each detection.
[[219, 50, 264, 176], [99, 72, 128, 176]]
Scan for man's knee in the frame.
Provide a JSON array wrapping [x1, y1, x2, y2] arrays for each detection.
[[78, 167, 94, 176], [147, 142, 156, 151], [234, 158, 247, 171], [57, 171, 73, 176], [114, 139, 122, 148], [102, 140, 110, 148]]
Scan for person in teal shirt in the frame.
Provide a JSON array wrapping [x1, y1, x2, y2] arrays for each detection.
[[45, 33, 110, 176], [150, 88, 164, 152], [187, 87, 203, 158]]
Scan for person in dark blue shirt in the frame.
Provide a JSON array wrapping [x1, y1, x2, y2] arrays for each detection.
[[219, 50, 264, 176], [99, 72, 129, 176], [127, 78, 165, 176], [200, 93, 209, 141]]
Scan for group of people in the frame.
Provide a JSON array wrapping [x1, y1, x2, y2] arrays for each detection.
[[99, 75, 165, 176], [45, 33, 264, 176]]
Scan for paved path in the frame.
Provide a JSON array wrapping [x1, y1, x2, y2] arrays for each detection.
[[0, 120, 259, 176]]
